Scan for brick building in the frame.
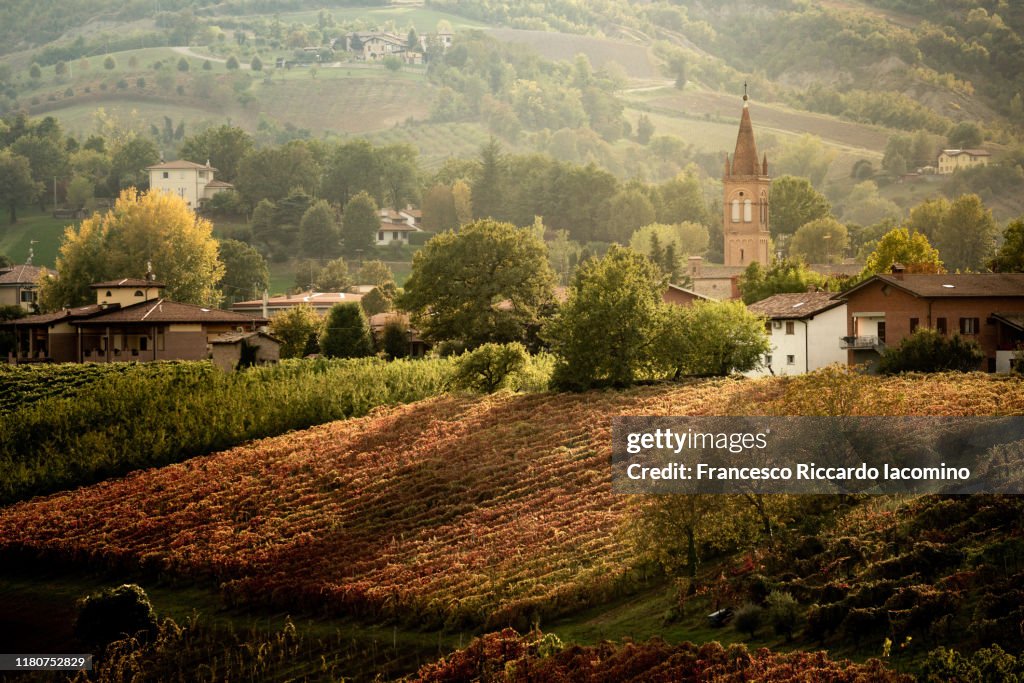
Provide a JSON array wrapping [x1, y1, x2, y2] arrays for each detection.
[[833, 269, 1024, 372], [4, 278, 266, 364], [722, 88, 771, 268]]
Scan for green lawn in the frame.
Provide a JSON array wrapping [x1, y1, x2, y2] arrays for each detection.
[[209, 6, 489, 32], [0, 210, 74, 267]]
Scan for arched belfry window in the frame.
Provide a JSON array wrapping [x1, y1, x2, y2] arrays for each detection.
[[743, 199, 752, 222], [731, 199, 740, 222]]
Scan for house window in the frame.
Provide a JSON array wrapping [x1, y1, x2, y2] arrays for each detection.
[[765, 321, 772, 335], [743, 199, 752, 223], [392, 231, 400, 240], [377, 231, 384, 241], [786, 355, 795, 365], [20, 290, 36, 303], [936, 317, 947, 335], [105, 290, 112, 297], [764, 354, 772, 366], [960, 317, 980, 334], [731, 199, 740, 222], [785, 321, 795, 335], [140, 336, 148, 351], [878, 322, 886, 343], [198, 171, 206, 179], [162, 171, 169, 179], [134, 290, 144, 297], [910, 317, 919, 333]]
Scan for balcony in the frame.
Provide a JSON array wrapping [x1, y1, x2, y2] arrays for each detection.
[[841, 335, 885, 352]]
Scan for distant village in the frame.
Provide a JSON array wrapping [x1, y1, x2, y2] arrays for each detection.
[[2, 94, 1022, 377]]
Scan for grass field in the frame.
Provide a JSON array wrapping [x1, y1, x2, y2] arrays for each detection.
[[0, 211, 74, 267], [484, 28, 660, 80]]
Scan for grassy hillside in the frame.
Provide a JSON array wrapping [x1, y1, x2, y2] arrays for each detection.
[[1, 372, 1022, 676]]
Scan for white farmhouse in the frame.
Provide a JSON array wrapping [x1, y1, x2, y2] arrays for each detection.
[[746, 291, 848, 376], [147, 160, 234, 208]]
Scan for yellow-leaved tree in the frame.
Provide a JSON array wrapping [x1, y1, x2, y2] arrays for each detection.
[[40, 188, 225, 310]]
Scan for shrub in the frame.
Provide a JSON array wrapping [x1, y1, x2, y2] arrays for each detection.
[[879, 328, 984, 374], [766, 590, 800, 641], [452, 342, 528, 393], [733, 603, 763, 638], [75, 584, 158, 648], [319, 303, 374, 359], [382, 321, 410, 360]]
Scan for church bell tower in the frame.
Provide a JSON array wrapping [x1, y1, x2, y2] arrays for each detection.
[[723, 86, 771, 267]]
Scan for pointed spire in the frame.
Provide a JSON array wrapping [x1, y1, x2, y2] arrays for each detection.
[[731, 88, 760, 176], [762, 152, 769, 176], [724, 153, 731, 178]]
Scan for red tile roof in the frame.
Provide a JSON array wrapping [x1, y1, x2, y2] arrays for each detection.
[[838, 274, 1024, 300], [74, 299, 266, 325], [90, 278, 165, 289], [748, 292, 844, 319], [1, 304, 105, 327], [147, 160, 218, 171], [0, 264, 52, 285]]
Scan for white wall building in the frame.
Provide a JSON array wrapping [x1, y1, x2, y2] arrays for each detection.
[[747, 292, 848, 376], [147, 160, 234, 208]]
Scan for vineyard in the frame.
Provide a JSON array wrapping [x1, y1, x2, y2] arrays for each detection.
[[0, 361, 208, 415], [0, 357, 454, 504], [1, 371, 1022, 637]]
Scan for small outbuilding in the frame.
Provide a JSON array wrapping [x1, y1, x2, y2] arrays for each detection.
[[210, 330, 281, 371]]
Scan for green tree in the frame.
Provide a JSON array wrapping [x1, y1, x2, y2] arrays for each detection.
[[861, 227, 944, 278], [841, 180, 901, 227], [947, 121, 983, 149], [766, 591, 800, 642], [340, 191, 380, 255], [29, 63, 41, 80], [904, 197, 949, 243], [179, 125, 253, 183], [103, 56, 116, 70], [74, 584, 158, 649], [407, 28, 419, 51], [770, 176, 832, 237], [989, 219, 1024, 272], [452, 342, 528, 393], [299, 200, 340, 258], [471, 138, 506, 221], [381, 320, 409, 359], [601, 187, 656, 243], [734, 604, 763, 638], [39, 188, 224, 309], [377, 143, 419, 209], [107, 136, 159, 193], [54, 61, 67, 78], [11, 133, 69, 209], [236, 141, 320, 205], [636, 113, 654, 145], [630, 222, 708, 260], [226, 55, 240, 70], [789, 217, 848, 263], [879, 328, 984, 373], [401, 219, 557, 351], [0, 150, 43, 223], [319, 303, 373, 358], [933, 194, 997, 272], [250, 55, 263, 71], [656, 300, 770, 378], [543, 245, 664, 390], [421, 183, 458, 233], [270, 304, 323, 358], [217, 238, 269, 304], [774, 134, 835, 188], [358, 260, 395, 288], [739, 259, 828, 305], [656, 169, 707, 225], [321, 139, 383, 207], [360, 284, 396, 316], [250, 198, 277, 247], [66, 175, 94, 210], [314, 257, 351, 291], [177, 57, 190, 72]]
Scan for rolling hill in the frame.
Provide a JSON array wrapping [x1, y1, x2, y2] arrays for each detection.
[[1, 371, 1022, 677]]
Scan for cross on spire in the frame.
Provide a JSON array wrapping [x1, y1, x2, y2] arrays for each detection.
[[743, 82, 748, 102]]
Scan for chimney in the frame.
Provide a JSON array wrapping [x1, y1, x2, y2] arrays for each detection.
[[262, 288, 269, 319], [891, 263, 905, 280], [688, 255, 703, 279]]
